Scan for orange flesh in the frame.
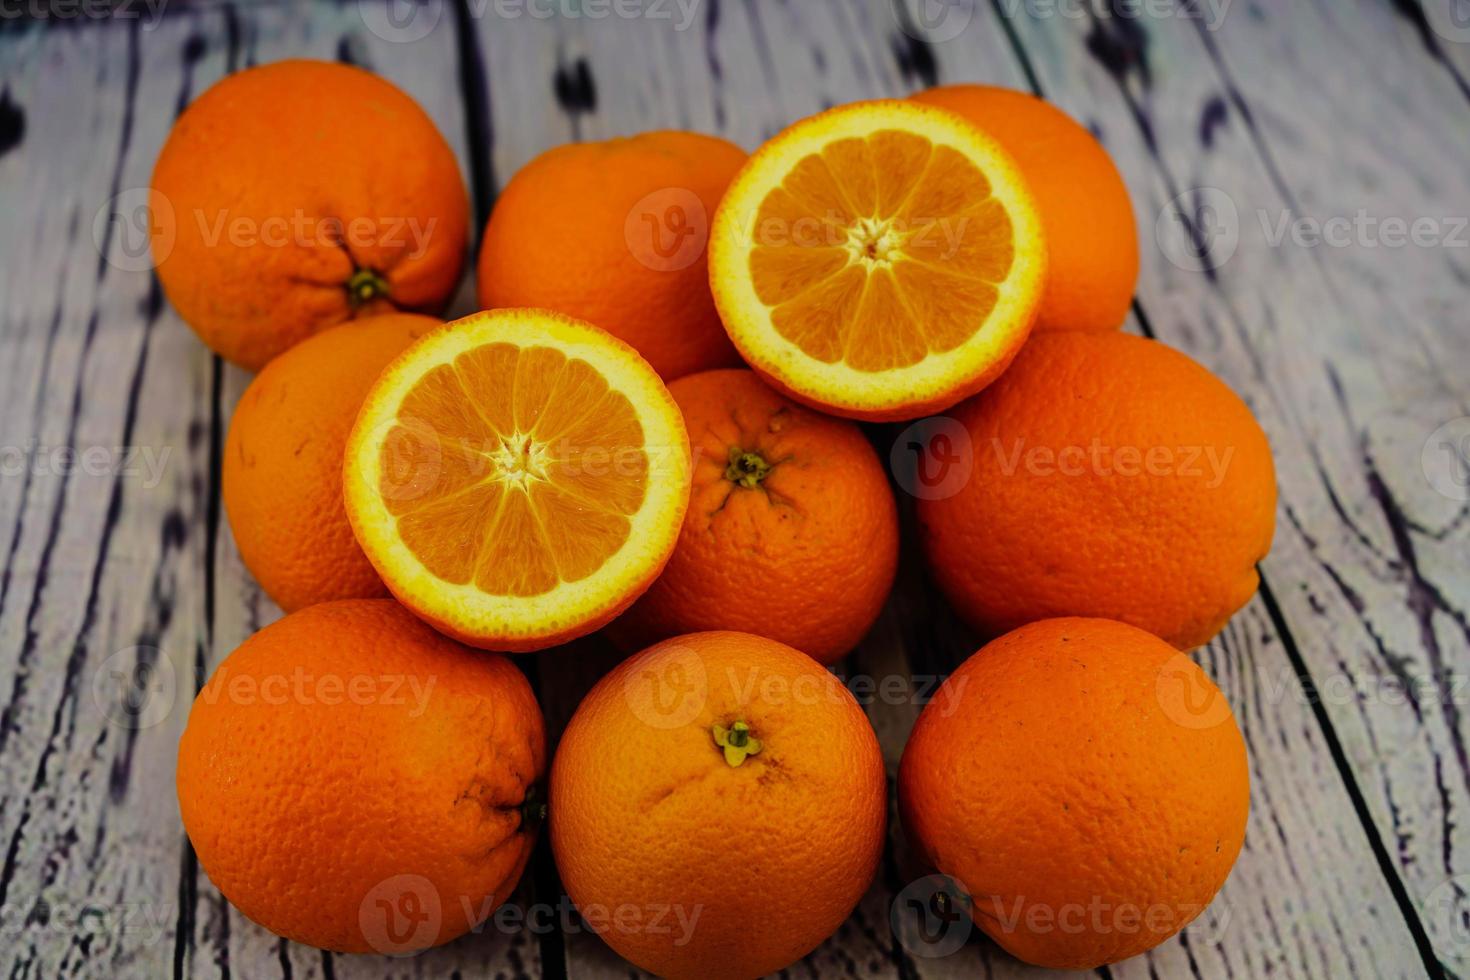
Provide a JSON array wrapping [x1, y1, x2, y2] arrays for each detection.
[[378, 343, 648, 597], [749, 131, 1015, 370]]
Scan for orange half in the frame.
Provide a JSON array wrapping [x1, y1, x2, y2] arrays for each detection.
[[343, 309, 691, 651], [709, 100, 1047, 421]]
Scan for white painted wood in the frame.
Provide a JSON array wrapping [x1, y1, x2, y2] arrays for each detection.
[[0, 16, 218, 980]]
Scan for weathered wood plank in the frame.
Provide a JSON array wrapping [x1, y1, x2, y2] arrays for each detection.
[[0, 16, 217, 980]]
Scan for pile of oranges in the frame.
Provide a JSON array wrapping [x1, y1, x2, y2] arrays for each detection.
[[160, 60, 1275, 975]]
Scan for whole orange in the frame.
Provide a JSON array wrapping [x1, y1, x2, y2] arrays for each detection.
[[177, 600, 546, 954], [152, 60, 468, 370], [911, 84, 1138, 332], [917, 331, 1275, 649], [899, 617, 1249, 969], [223, 313, 438, 612], [611, 369, 898, 664], [477, 131, 747, 380], [550, 631, 886, 979]]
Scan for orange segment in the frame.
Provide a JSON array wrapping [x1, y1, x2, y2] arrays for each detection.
[[344, 309, 690, 652], [709, 100, 1047, 421]]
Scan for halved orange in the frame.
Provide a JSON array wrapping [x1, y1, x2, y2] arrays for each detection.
[[709, 100, 1047, 421], [343, 309, 691, 652]]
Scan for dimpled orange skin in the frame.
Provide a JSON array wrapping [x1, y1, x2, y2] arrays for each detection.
[[911, 84, 1138, 332], [550, 631, 887, 980], [610, 369, 898, 665], [152, 60, 469, 370], [917, 331, 1276, 650], [899, 617, 1249, 969], [223, 314, 438, 612], [176, 600, 546, 954], [476, 132, 747, 380]]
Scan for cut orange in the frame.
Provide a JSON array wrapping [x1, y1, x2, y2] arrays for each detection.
[[343, 309, 691, 652], [709, 100, 1047, 421]]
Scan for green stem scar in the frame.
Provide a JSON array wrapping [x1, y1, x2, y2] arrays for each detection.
[[724, 448, 772, 489], [346, 268, 390, 309], [712, 720, 762, 767]]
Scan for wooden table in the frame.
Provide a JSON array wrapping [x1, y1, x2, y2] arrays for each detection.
[[1, 1, 1466, 976]]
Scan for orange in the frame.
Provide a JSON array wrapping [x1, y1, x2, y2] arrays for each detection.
[[911, 84, 1138, 332], [917, 331, 1275, 649], [550, 631, 886, 980], [899, 617, 1249, 969], [223, 313, 438, 612], [152, 60, 468, 370], [611, 369, 898, 665], [176, 599, 546, 954], [343, 308, 691, 651], [477, 131, 747, 380], [708, 99, 1046, 421]]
